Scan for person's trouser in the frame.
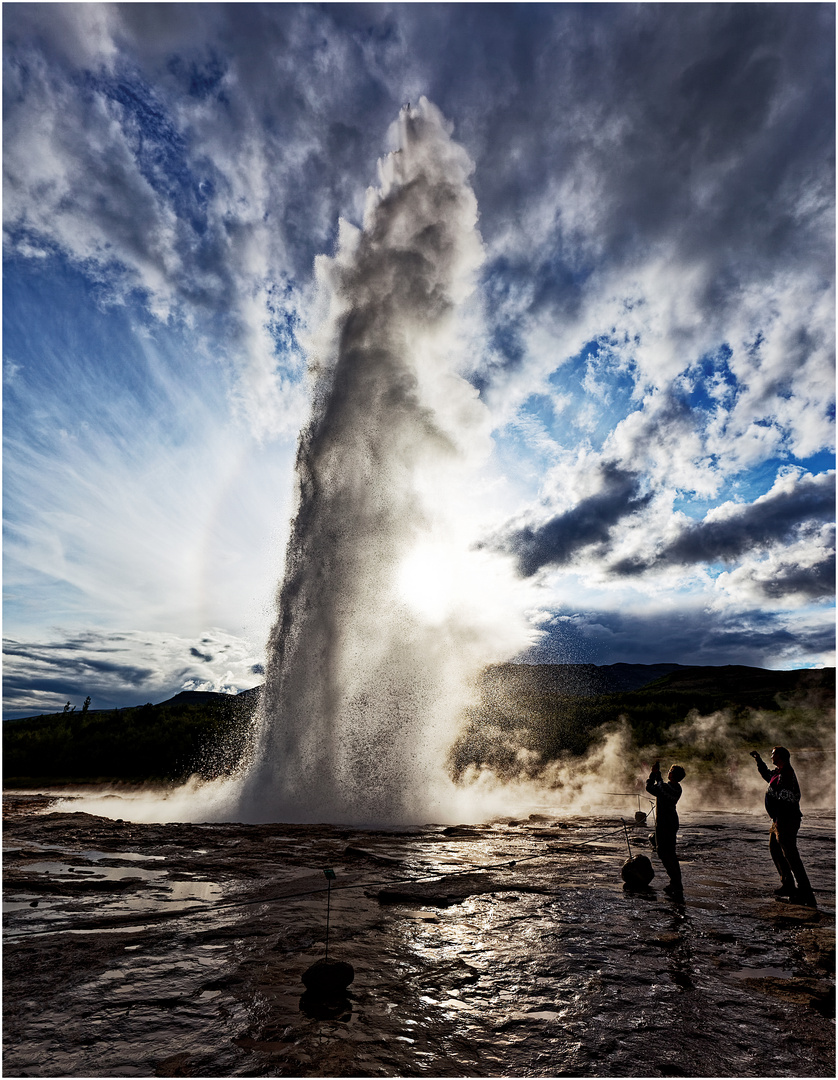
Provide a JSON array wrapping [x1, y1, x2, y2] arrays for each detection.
[[655, 827, 681, 890], [769, 819, 812, 895]]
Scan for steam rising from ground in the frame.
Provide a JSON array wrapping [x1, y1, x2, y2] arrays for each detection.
[[224, 99, 534, 823], [450, 695, 835, 821], [52, 696, 834, 826], [49, 100, 834, 828]]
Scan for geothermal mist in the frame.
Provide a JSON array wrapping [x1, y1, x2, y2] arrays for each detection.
[[233, 100, 532, 824], [45, 101, 836, 829]]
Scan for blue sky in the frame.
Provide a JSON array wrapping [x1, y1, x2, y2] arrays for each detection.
[[3, 2, 834, 718]]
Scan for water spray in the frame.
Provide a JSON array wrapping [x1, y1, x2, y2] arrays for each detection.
[[230, 97, 533, 826]]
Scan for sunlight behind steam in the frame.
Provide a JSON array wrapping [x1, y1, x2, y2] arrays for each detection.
[[46, 100, 542, 827], [396, 541, 462, 625], [223, 98, 537, 824]]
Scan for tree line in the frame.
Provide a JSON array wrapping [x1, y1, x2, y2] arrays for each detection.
[[3, 665, 833, 787], [3, 692, 258, 785]]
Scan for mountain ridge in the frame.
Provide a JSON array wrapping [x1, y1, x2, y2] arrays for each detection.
[[5, 663, 834, 724], [3, 663, 833, 787]]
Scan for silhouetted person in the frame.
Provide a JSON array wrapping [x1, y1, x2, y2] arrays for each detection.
[[646, 761, 685, 900], [750, 746, 816, 907]]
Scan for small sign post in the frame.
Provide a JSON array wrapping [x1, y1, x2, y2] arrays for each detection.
[[323, 868, 336, 960]]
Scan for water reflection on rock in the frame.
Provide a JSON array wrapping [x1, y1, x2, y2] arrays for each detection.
[[3, 795, 834, 1077]]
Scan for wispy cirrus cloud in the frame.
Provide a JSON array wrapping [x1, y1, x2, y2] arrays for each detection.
[[2, 2, 834, 699], [2, 628, 264, 718]]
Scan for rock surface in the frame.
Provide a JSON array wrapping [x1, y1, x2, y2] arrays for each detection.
[[621, 854, 655, 887], [2, 794, 835, 1077], [301, 958, 355, 994]]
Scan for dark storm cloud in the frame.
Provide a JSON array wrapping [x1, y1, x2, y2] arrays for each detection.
[[2, 639, 155, 685], [612, 471, 835, 576], [489, 463, 651, 576], [757, 553, 836, 601], [522, 607, 835, 670], [435, 3, 834, 332]]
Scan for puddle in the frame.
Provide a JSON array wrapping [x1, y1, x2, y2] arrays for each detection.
[[3, 855, 223, 934], [62, 924, 174, 936], [80, 850, 165, 862], [157, 880, 221, 903], [3, 807, 834, 1079], [18, 861, 161, 881]]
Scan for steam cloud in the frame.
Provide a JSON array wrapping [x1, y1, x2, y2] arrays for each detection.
[[47, 100, 833, 831], [223, 100, 534, 824]]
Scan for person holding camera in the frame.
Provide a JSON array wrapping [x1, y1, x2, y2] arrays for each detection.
[[646, 760, 686, 901], [750, 746, 816, 907]]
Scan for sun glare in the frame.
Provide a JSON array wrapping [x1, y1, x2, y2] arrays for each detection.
[[396, 542, 459, 624]]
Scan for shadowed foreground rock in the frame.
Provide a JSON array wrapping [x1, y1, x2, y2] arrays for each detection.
[[2, 794, 835, 1077], [301, 958, 355, 995], [621, 853, 655, 888]]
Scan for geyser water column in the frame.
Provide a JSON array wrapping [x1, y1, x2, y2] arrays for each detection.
[[236, 99, 532, 824]]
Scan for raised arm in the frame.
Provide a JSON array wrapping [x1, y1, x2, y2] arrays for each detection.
[[750, 750, 773, 783]]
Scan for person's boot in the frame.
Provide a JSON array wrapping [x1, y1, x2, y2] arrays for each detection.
[[794, 888, 817, 908], [773, 881, 795, 898]]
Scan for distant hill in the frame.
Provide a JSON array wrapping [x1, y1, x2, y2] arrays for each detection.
[[481, 662, 687, 696], [5, 685, 263, 724], [3, 665, 834, 787], [642, 664, 834, 706], [3, 687, 260, 786], [153, 687, 263, 709]]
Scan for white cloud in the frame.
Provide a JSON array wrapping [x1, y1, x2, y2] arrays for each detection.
[[3, 348, 295, 643], [3, 3, 833, 683], [2, 627, 265, 717], [3, 27, 312, 440]]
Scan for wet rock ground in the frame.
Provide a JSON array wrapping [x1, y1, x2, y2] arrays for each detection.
[[3, 794, 834, 1077]]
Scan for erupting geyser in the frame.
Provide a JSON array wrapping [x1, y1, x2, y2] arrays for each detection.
[[233, 99, 533, 824]]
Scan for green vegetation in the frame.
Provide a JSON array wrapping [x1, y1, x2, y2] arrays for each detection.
[[451, 665, 836, 779], [3, 691, 259, 786], [3, 666, 834, 788]]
